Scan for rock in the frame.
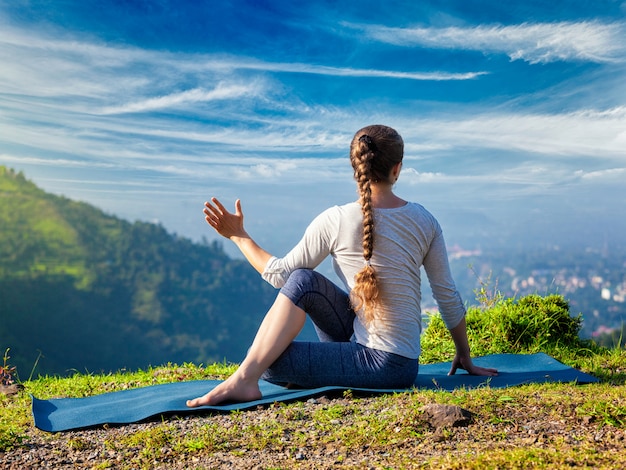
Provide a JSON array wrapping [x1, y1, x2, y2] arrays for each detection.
[[0, 383, 24, 396], [419, 403, 474, 429]]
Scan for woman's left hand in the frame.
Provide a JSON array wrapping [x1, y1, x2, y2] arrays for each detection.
[[448, 354, 498, 376]]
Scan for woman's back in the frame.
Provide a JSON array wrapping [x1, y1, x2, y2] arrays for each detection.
[[328, 201, 459, 358]]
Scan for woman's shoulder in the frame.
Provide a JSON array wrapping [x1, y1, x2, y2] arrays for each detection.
[[307, 202, 359, 229], [404, 201, 431, 215], [393, 202, 442, 232], [320, 201, 361, 217], [377, 200, 434, 217], [327, 200, 439, 223]]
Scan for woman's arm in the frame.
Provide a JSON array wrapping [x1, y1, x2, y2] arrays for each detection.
[[422, 225, 497, 377], [448, 318, 498, 376], [204, 198, 271, 274]]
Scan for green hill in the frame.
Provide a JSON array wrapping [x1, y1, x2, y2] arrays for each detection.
[[0, 166, 276, 377]]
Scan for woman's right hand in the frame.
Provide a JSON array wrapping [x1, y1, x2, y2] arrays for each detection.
[[448, 354, 498, 377], [204, 198, 247, 240]]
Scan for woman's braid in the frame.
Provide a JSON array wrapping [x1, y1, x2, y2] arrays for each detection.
[[350, 135, 380, 322], [348, 125, 404, 324]]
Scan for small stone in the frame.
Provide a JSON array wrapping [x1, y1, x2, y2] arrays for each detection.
[[581, 415, 594, 425], [419, 403, 474, 429]]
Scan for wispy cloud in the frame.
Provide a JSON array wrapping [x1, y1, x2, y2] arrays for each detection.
[[356, 21, 626, 64], [0, 154, 116, 169], [400, 168, 443, 184], [398, 161, 626, 204], [210, 58, 487, 80], [400, 106, 626, 160], [0, 23, 485, 115], [99, 82, 265, 115], [576, 167, 626, 180]]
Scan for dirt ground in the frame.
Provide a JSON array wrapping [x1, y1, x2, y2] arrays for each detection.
[[3, 391, 625, 469]]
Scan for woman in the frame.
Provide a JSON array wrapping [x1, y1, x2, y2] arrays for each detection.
[[187, 125, 497, 407]]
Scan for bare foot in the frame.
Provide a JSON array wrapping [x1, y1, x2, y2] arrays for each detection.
[[186, 374, 262, 408]]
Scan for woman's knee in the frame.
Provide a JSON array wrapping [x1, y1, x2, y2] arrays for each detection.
[[280, 269, 318, 301], [280, 269, 313, 306], [286, 268, 318, 286]]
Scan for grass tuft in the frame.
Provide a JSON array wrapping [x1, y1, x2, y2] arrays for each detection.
[[421, 293, 598, 365]]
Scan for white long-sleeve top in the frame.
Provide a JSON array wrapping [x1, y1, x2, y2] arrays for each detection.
[[262, 201, 465, 359]]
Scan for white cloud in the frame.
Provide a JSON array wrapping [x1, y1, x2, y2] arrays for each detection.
[[400, 167, 443, 184], [576, 167, 626, 180], [231, 158, 348, 182], [357, 21, 626, 64], [0, 154, 115, 169], [99, 82, 264, 115], [0, 21, 486, 116], [215, 58, 487, 81], [134, 125, 350, 151], [402, 106, 626, 160], [397, 162, 623, 204]]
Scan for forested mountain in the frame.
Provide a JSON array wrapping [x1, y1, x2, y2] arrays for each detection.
[[0, 167, 277, 377]]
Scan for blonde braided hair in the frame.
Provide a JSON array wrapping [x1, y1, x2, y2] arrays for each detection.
[[349, 125, 404, 323]]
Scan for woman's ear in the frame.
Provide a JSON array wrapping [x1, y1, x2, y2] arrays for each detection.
[[392, 162, 402, 182]]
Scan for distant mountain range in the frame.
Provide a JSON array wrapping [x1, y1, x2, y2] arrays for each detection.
[[0, 166, 279, 377]]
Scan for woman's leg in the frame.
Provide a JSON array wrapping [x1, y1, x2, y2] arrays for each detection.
[[262, 341, 417, 389], [186, 292, 306, 407], [262, 270, 418, 389], [280, 269, 355, 342]]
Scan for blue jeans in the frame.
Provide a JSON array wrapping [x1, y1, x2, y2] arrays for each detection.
[[261, 269, 418, 389]]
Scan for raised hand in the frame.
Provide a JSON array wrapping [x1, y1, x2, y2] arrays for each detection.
[[204, 198, 246, 240]]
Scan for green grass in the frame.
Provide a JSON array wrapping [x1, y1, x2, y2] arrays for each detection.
[[420, 294, 623, 380], [0, 361, 236, 452], [1, 294, 626, 468]]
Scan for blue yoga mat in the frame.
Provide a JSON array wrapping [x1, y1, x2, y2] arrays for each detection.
[[32, 353, 598, 432]]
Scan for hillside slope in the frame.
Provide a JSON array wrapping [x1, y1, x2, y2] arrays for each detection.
[[0, 167, 277, 377]]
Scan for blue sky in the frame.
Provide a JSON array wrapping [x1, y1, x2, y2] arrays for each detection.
[[1, 0, 625, 258]]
